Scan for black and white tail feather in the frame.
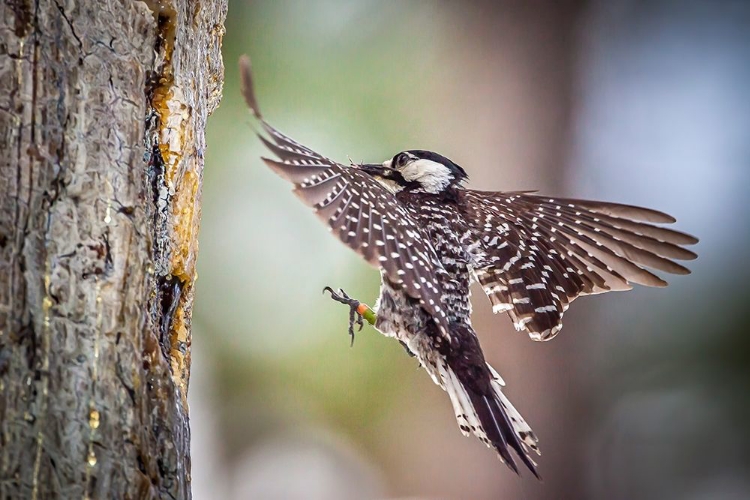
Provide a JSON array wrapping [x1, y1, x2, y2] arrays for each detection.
[[436, 360, 540, 476], [397, 320, 540, 477]]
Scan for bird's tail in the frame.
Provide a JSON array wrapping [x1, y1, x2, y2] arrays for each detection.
[[437, 362, 540, 477]]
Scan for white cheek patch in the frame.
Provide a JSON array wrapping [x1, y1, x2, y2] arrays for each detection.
[[401, 159, 453, 193]]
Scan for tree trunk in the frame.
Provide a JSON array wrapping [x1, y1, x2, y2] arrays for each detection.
[[0, 1, 226, 498]]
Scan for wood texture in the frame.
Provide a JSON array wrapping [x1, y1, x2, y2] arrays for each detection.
[[0, 0, 226, 497]]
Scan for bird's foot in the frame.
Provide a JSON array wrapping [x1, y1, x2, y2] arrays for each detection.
[[323, 287, 366, 346]]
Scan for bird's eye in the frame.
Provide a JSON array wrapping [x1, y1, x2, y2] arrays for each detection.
[[396, 153, 409, 167]]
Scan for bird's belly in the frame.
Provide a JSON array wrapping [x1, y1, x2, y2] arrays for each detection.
[[373, 280, 429, 343], [373, 279, 447, 387]]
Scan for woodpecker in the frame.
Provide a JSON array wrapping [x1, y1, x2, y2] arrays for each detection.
[[239, 56, 698, 477]]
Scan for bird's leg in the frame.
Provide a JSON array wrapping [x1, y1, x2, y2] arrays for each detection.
[[323, 287, 376, 346]]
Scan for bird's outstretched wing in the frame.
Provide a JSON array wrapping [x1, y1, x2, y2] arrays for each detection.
[[239, 56, 451, 335], [459, 190, 698, 341]]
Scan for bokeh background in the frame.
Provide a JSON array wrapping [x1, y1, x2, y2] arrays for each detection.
[[190, 1, 750, 499]]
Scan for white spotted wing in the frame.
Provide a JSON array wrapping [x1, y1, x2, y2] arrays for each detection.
[[258, 125, 451, 336], [460, 190, 698, 341], [239, 55, 451, 335]]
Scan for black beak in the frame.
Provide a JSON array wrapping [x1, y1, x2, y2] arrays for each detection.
[[357, 163, 393, 177]]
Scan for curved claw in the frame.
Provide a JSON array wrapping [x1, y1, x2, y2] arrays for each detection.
[[323, 286, 364, 347]]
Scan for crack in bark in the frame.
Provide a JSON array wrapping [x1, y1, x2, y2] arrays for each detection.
[[8, 0, 32, 37], [30, 237, 53, 500], [52, 0, 83, 54], [27, 3, 48, 495]]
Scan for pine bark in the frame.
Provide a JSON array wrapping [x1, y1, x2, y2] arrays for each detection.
[[0, 1, 226, 498]]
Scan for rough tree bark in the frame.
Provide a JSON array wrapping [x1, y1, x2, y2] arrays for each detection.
[[0, 1, 226, 498]]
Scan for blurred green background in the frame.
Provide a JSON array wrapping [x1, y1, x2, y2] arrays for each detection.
[[189, 1, 750, 499]]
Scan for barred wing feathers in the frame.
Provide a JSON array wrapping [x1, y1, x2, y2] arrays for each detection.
[[461, 190, 698, 341], [239, 56, 451, 335]]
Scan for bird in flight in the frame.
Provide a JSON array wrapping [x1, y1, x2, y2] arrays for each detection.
[[239, 55, 698, 477]]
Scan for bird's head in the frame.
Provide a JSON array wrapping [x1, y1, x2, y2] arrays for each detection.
[[359, 150, 468, 194]]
